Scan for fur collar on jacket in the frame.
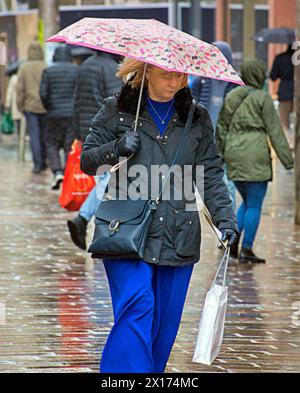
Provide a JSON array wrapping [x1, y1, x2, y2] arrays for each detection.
[[116, 83, 203, 123]]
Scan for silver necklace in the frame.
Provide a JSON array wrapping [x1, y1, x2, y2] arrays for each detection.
[[147, 97, 174, 125]]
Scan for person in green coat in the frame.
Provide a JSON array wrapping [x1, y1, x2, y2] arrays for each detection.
[[216, 58, 294, 263]]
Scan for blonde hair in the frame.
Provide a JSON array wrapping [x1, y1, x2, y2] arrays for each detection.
[[117, 58, 188, 89]]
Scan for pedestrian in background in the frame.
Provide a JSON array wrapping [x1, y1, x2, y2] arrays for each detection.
[[189, 41, 237, 212], [40, 45, 78, 190], [270, 44, 294, 147], [5, 63, 23, 136], [69, 45, 96, 66], [216, 59, 294, 263], [17, 42, 47, 173], [67, 50, 123, 251]]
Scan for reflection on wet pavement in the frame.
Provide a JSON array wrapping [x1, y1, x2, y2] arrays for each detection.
[[0, 140, 299, 373]]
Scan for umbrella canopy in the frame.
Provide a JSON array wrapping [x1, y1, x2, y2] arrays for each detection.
[[252, 27, 295, 44], [48, 18, 243, 85]]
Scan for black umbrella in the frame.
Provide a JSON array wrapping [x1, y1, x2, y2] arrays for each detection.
[[252, 27, 295, 44]]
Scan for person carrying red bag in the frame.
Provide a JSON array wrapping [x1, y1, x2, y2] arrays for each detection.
[[67, 51, 123, 250], [59, 139, 95, 211]]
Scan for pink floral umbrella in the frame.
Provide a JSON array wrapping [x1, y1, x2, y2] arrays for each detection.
[[48, 18, 244, 85]]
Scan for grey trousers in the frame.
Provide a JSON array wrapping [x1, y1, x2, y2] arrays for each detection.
[[46, 117, 75, 174]]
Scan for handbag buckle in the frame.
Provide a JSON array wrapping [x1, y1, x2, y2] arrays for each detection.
[[109, 219, 120, 232]]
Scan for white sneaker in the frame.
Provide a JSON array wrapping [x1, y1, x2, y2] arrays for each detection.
[[52, 172, 64, 190]]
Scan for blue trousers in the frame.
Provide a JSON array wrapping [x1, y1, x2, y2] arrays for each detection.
[[223, 165, 236, 212], [24, 112, 47, 170], [234, 181, 268, 249], [100, 259, 194, 373]]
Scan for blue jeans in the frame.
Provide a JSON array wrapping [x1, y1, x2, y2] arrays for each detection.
[[100, 259, 193, 373], [223, 165, 236, 212], [78, 171, 110, 221], [234, 181, 268, 249], [79, 185, 100, 222]]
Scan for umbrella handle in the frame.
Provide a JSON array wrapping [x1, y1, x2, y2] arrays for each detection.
[[133, 62, 147, 133], [110, 62, 147, 174]]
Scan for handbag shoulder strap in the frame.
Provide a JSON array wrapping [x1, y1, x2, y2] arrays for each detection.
[[110, 99, 197, 202], [156, 99, 196, 203]]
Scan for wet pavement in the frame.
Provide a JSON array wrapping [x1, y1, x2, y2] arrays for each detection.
[[0, 135, 299, 373]]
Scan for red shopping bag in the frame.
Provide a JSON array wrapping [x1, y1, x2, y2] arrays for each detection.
[[59, 139, 95, 211]]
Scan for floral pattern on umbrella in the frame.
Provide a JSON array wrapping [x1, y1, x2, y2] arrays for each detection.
[[48, 18, 244, 85]]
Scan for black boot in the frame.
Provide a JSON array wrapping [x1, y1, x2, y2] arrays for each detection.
[[239, 247, 266, 264], [67, 215, 88, 250]]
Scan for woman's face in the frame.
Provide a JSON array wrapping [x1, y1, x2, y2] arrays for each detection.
[[147, 67, 186, 102]]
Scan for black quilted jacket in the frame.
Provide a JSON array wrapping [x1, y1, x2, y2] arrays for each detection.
[[74, 52, 123, 142], [39, 46, 79, 118], [80, 85, 237, 267]]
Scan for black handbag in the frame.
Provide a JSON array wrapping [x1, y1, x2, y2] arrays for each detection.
[[88, 100, 196, 260]]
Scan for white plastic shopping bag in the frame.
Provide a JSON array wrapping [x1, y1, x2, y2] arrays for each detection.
[[192, 248, 230, 365]]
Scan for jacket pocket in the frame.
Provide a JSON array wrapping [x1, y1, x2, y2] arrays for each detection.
[[174, 210, 200, 258]]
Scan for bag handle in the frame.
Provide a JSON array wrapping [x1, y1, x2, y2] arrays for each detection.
[[211, 247, 230, 290]]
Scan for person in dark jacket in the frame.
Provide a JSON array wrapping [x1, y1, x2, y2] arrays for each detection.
[[67, 51, 123, 250], [40, 45, 78, 189], [217, 59, 294, 263], [80, 58, 238, 373], [74, 51, 123, 142], [270, 45, 294, 142], [69, 45, 96, 66]]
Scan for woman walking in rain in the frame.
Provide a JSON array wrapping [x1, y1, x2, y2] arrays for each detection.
[[80, 58, 238, 373], [216, 59, 294, 264]]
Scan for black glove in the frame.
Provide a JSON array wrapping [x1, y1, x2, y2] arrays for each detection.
[[116, 131, 141, 157], [220, 228, 237, 247]]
